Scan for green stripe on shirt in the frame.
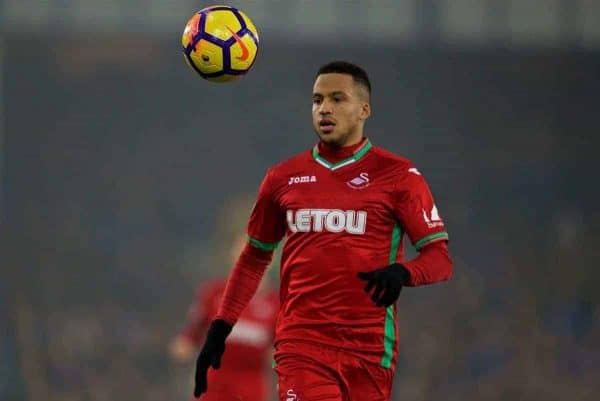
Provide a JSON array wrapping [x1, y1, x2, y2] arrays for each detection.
[[414, 232, 449, 250], [381, 223, 402, 368], [248, 236, 280, 251]]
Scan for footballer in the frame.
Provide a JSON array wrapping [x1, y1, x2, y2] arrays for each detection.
[[194, 61, 453, 401]]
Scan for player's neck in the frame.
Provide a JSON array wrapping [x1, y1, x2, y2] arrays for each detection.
[[317, 136, 367, 163]]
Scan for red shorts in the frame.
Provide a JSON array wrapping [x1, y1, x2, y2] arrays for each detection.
[[274, 341, 394, 401]]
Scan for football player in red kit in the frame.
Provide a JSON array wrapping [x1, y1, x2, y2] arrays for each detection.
[[170, 233, 278, 401], [193, 61, 453, 401]]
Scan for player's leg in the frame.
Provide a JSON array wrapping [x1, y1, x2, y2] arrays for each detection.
[[225, 371, 268, 401], [197, 370, 262, 401], [338, 355, 394, 401], [274, 345, 343, 401]]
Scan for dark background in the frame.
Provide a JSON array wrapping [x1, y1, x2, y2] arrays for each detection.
[[2, 1, 599, 400]]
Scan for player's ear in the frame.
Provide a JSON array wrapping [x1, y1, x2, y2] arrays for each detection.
[[360, 101, 371, 121]]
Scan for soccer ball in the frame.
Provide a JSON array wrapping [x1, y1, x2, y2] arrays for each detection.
[[181, 5, 259, 83]]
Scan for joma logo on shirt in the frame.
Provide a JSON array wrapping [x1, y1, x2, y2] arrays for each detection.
[[287, 209, 367, 234], [288, 175, 317, 185]]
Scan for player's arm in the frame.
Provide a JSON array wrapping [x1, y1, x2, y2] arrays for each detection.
[[391, 165, 452, 286], [358, 165, 452, 306], [194, 168, 285, 397], [402, 238, 452, 286]]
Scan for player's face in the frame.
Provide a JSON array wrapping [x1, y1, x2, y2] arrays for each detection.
[[312, 73, 371, 147]]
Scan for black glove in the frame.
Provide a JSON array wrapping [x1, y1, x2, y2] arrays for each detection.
[[193, 319, 233, 397], [357, 264, 411, 307]]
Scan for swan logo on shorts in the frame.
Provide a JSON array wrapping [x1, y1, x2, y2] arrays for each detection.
[[285, 389, 298, 401], [286, 209, 367, 234]]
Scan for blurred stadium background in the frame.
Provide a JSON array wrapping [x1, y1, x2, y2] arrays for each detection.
[[2, 1, 599, 400]]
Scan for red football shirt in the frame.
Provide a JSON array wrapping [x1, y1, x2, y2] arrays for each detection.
[[247, 138, 449, 367]]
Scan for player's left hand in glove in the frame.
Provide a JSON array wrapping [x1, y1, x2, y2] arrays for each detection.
[[193, 319, 233, 397], [357, 264, 411, 307]]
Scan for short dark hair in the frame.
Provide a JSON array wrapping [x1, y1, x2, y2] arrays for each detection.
[[316, 61, 371, 98]]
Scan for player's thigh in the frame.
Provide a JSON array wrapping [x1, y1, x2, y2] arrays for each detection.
[[341, 358, 394, 401], [201, 388, 264, 401], [203, 372, 267, 401], [275, 352, 343, 401]]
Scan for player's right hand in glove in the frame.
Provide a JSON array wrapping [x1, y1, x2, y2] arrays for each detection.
[[193, 319, 233, 397], [357, 263, 411, 307]]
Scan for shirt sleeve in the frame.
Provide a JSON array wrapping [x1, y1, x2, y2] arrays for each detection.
[[247, 168, 287, 251], [393, 165, 449, 250], [402, 239, 453, 286], [215, 242, 274, 325]]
